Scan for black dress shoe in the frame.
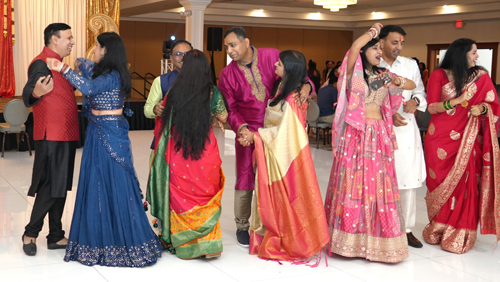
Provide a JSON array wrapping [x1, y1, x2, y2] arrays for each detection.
[[22, 235, 37, 256], [236, 229, 250, 247], [47, 242, 68, 250], [407, 232, 423, 248]]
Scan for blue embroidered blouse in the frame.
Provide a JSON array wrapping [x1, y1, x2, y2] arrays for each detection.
[[63, 58, 124, 115]]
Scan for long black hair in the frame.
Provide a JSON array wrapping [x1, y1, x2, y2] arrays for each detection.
[[92, 32, 131, 98], [270, 50, 306, 108], [360, 38, 385, 85], [161, 50, 213, 160], [439, 38, 486, 97]]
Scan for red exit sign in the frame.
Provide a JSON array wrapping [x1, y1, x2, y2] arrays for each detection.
[[455, 20, 465, 29]]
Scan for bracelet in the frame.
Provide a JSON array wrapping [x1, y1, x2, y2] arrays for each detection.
[[60, 64, 70, 74], [412, 96, 420, 106], [396, 77, 406, 88], [366, 27, 379, 39], [481, 105, 488, 115], [443, 100, 450, 110], [443, 100, 456, 110]]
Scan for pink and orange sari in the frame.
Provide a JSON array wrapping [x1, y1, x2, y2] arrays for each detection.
[[423, 68, 500, 254], [324, 52, 408, 263], [249, 93, 330, 262], [147, 87, 228, 259]]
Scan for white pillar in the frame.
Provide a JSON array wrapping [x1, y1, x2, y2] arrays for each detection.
[[178, 0, 211, 51]]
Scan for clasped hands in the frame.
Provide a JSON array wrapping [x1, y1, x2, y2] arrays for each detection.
[[238, 127, 254, 147]]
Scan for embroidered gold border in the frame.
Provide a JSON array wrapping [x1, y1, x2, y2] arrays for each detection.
[[422, 221, 477, 254], [479, 103, 500, 240], [426, 115, 479, 220], [329, 229, 409, 263], [237, 48, 267, 102]]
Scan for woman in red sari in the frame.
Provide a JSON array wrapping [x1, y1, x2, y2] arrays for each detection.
[[423, 38, 500, 254], [147, 50, 228, 259]]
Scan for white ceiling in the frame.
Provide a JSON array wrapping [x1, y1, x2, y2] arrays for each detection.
[[120, 0, 500, 29]]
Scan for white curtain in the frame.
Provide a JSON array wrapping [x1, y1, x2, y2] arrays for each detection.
[[13, 0, 86, 96]]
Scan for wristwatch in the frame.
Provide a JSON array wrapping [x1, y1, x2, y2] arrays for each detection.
[[412, 96, 420, 106]]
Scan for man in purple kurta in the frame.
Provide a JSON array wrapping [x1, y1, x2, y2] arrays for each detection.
[[218, 27, 312, 247]]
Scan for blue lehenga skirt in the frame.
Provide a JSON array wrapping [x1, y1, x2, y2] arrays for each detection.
[[64, 114, 162, 267]]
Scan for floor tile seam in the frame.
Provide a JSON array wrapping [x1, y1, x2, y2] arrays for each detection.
[[202, 260, 241, 282], [92, 266, 112, 282], [427, 256, 494, 282]]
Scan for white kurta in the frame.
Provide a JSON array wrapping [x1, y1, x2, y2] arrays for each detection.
[[379, 56, 426, 190]]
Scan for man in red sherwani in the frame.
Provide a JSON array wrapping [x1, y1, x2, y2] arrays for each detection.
[[219, 27, 312, 247], [21, 23, 79, 256]]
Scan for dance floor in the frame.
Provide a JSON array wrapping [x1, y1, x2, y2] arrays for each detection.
[[0, 129, 498, 282]]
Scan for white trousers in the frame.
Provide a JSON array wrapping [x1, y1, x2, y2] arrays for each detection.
[[399, 188, 417, 233]]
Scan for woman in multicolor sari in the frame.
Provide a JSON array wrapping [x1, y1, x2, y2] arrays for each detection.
[[324, 23, 416, 263], [47, 32, 163, 267], [423, 38, 500, 254], [147, 49, 228, 260], [239, 50, 329, 263]]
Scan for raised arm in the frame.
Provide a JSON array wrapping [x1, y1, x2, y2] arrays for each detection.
[[46, 57, 118, 95], [346, 23, 383, 79]]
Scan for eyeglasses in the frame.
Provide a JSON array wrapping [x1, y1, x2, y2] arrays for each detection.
[[173, 52, 188, 57]]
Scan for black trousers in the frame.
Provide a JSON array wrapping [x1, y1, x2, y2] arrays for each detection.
[[24, 181, 66, 243], [24, 139, 76, 243]]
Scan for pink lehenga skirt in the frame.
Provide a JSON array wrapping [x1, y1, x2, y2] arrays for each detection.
[[324, 119, 408, 263]]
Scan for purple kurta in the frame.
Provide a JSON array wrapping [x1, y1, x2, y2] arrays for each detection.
[[218, 47, 280, 191]]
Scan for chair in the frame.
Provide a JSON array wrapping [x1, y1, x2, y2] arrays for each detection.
[[0, 100, 32, 157], [306, 99, 332, 149]]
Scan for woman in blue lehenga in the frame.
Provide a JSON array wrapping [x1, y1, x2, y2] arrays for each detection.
[[47, 32, 162, 267]]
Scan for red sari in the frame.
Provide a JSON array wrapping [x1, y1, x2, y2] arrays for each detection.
[[423, 68, 500, 254]]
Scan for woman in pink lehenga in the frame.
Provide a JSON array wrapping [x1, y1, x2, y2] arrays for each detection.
[[324, 23, 416, 263]]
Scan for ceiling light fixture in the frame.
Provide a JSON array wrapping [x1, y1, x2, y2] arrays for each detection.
[[314, 0, 357, 12]]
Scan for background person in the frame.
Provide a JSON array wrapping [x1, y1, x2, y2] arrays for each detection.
[[422, 38, 500, 254]]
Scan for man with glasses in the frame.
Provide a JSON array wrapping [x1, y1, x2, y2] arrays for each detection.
[[144, 39, 193, 120], [143, 39, 192, 247], [218, 27, 313, 247]]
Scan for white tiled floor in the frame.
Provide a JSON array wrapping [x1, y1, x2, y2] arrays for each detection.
[[0, 129, 499, 282]]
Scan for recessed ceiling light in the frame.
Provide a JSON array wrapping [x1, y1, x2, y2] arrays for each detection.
[[372, 12, 376, 15], [443, 5, 448, 8], [259, 9, 263, 12]]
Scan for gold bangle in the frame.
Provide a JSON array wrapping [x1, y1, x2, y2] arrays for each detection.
[[443, 101, 450, 110], [481, 105, 488, 115], [397, 77, 405, 88]]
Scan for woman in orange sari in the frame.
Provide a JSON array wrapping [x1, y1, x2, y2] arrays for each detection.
[[240, 50, 329, 263], [147, 50, 228, 259], [423, 38, 500, 254]]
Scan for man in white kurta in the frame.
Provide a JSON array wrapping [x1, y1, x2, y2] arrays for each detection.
[[379, 25, 426, 248]]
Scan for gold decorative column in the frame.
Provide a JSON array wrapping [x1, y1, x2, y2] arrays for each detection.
[[86, 0, 120, 59]]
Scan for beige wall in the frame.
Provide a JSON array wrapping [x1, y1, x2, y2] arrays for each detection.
[[120, 21, 353, 83], [354, 19, 500, 83]]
